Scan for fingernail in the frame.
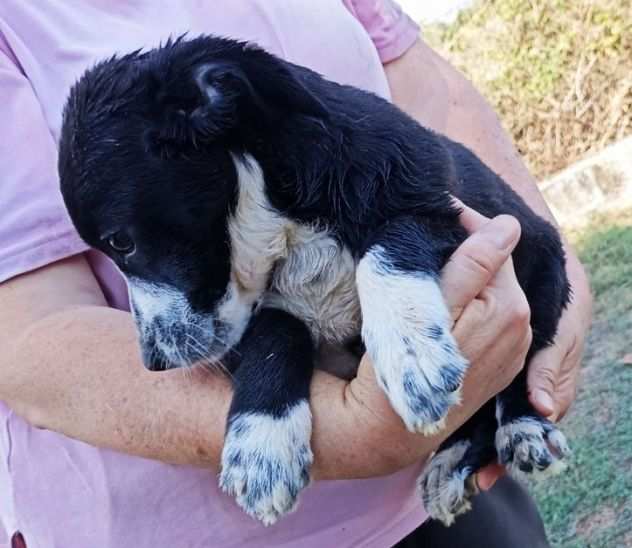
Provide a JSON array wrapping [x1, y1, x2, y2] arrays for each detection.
[[476, 472, 496, 491], [451, 197, 465, 209], [482, 216, 520, 250], [472, 473, 481, 492], [533, 389, 555, 415]]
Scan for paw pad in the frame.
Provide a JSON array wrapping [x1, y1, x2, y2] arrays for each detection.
[[495, 417, 570, 477]]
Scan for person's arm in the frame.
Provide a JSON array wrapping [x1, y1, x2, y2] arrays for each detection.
[[384, 38, 593, 420], [0, 255, 233, 467], [0, 208, 527, 479]]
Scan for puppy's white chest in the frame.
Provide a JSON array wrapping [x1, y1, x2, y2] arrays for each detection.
[[227, 154, 360, 348], [266, 225, 361, 345]]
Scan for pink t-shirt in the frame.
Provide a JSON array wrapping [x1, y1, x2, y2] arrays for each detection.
[[0, 2, 425, 547]]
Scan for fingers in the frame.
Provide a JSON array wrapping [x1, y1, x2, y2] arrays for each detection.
[[442, 208, 522, 321], [475, 463, 505, 491], [526, 345, 558, 418], [528, 325, 583, 421], [452, 198, 520, 236], [552, 362, 580, 421]]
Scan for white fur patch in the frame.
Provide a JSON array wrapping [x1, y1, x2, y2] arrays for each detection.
[[267, 226, 360, 344], [495, 416, 570, 477], [356, 247, 468, 434], [214, 278, 258, 350], [128, 278, 188, 324], [228, 155, 289, 295], [417, 441, 477, 526], [219, 401, 313, 526], [228, 154, 361, 346]]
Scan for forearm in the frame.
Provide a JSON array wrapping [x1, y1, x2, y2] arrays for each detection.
[[5, 301, 492, 479], [311, 373, 485, 481], [5, 305, 232, 467], [4, 306, 417, 475]]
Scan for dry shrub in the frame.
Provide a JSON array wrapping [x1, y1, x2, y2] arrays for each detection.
[[425, 0, 632, 180]]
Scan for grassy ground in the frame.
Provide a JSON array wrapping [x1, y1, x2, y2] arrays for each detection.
[[530, 208, 632, 547]]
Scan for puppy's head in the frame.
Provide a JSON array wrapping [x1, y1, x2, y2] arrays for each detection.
[[58, 35, 327, 370]]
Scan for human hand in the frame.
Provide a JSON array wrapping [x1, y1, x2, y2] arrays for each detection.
[[441, 204, 533, 491], [456, 213, 593, 491], [527, 255, 592, 421], [440, 204, 532, 411], [312, 204, 531, 480]]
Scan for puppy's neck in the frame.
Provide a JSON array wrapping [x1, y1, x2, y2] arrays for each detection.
[[240, 113, 342, 211]]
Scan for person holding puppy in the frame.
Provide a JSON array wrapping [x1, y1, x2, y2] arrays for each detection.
[[0, 1, 591, 547]]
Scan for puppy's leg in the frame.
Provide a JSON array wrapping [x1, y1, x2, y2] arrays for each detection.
[[418, 401, 497, 526], [219, 308, 314, 526], [356, 218, 468, 435], [495, 371, 570, 478], [495, 230, 571, 477]]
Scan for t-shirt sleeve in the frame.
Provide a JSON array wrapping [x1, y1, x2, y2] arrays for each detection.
[[0, 48, 89, 284], [343, 0, 420, 63]]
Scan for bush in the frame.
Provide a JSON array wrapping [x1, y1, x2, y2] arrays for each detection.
[[425, 0, 632, 180]]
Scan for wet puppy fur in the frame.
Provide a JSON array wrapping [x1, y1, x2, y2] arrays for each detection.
[[59, 35, 571, 526]]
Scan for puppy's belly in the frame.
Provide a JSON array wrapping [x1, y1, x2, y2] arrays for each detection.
[[264, 225, 362, 378], [314, 341, 361, 380]]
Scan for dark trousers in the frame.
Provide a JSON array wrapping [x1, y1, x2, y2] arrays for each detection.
[[394, 476, 550, 548]]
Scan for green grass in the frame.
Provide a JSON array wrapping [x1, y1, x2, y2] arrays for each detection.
[[531, 209, 632, 547]]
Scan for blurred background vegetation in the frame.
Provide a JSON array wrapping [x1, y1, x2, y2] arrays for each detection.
[[424, 0, 632, 180], [417, 1, 632, 546]]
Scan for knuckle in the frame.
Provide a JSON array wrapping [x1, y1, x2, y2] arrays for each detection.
[[514, 294, 532, 323], [508, 293, 531, 329], [502, 214, 522, 236], [483, 293, 501, 321], [462, 248, 499, 280], [566, 332, 584, 361], [535, 364, 557, 386]]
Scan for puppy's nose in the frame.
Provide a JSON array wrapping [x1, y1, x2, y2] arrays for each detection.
[[141, 345, 164, 372]]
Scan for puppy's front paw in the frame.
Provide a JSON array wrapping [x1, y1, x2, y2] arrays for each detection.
[[418, 441, 478, 526], [364, 317, 468, 435], [496, 416, 571, 476], [357, 257, 468, 435], [219, 401, 313, 526]]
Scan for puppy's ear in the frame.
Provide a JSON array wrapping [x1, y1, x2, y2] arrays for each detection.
[[194, 60, 329, 124], [143, 63, 241, 158], [146, 53, 328, 158]]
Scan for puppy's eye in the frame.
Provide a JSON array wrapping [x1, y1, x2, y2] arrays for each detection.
[[106, 232, 135, 255]]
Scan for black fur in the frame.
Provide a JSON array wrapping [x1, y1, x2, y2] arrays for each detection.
[[58, 35, 570, 525], [227, 308, 314, 418]]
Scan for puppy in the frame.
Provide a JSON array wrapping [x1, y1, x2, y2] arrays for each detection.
[[58, 35, 571, 526]]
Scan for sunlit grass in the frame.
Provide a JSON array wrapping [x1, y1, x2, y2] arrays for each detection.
[[531, 209, 632, 547]]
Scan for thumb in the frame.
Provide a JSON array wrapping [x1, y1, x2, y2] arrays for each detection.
[[441, 207, 521, 321], [527, 345, 559, 418]]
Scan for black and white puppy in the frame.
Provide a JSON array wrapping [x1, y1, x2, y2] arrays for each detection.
[[58, 36, 571, 526]]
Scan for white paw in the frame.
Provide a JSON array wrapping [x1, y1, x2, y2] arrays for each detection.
[[418, 441, 478, 526], [219, 402, 313, 526], [357, 251, 468, 434], [496, 417, 571, 477]]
